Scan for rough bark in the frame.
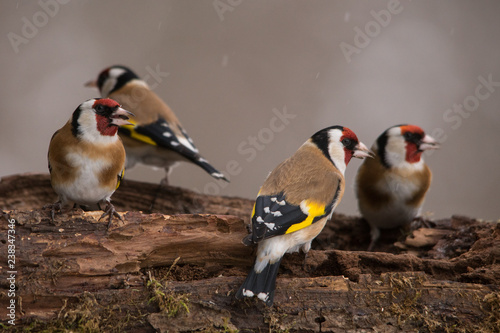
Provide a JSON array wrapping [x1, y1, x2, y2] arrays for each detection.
[[0, 173, 499, 332]]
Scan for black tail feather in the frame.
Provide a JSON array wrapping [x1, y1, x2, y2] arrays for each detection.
[[194, 157, 229, 182], [236, 258, 282, 306]]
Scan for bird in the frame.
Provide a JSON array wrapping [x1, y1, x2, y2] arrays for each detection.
[[355, 124, 439, 251], [85, 65, 228, 188], [235, 125, 372, 306], [47, 98, 133, 228]]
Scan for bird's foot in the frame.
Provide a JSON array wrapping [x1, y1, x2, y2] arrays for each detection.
[[99, 201, 123, 229], [367, 225, 381, 252], [302, 252, 311, 273], [43, 201, 62, 222], [411, 216, 434, 229]]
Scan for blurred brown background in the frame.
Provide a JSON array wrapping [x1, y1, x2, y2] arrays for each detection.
[[1, 1, 499, 220]]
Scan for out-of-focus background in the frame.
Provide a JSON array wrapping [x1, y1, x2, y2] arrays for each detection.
[[1, 1, 499, 220]]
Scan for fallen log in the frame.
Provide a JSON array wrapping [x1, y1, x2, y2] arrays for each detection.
[[0, 173, 498, 332]]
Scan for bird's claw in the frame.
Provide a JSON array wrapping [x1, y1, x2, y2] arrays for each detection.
[[98, 202, 123, 229], [43, 201, 62, 222]]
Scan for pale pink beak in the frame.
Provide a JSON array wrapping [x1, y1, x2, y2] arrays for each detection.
[[419, 134, 439, 151], [111, 107, 134, 126], [353, 142, 374, 159]]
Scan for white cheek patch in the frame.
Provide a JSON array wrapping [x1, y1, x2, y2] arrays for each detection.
[[101, 68, 132, 97], [327, 129, 347, 175], [101, 77, 117, 97], [384, 135, 406, 167], [77, 109, 119, 145]]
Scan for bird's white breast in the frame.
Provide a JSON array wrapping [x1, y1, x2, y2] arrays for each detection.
[[363, 161, 425, 229], [57, 151, 116, 206]]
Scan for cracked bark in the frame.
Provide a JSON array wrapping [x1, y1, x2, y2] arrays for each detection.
[[0, 174, 499, 332]]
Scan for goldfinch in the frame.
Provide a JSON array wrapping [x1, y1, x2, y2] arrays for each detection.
[[236, 126, 372, 306], [47, 98, 133, 228], [85, 65, 228, 185], [355, 124, 439, 251]]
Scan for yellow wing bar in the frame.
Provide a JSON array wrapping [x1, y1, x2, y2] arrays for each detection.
[[120, 122, 157, 146], [285, 200, 325, 234]]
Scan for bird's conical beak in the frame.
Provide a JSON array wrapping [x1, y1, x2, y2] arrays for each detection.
[[419, 134, 440, 151], [353, 142, 374, 159], [85, 80, 97, 88], [111, 107, 134, 126]]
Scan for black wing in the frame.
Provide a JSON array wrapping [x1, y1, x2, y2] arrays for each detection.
[[119, 117, 228, 181]]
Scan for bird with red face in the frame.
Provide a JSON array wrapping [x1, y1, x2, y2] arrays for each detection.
[[47, 98, 133, 228], [355, 124, 439, 251], [236, 125, 372, 306]]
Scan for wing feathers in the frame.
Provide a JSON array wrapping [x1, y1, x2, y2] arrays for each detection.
[[119, 117, 228, 181]]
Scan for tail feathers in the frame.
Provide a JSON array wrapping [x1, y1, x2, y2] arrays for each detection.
[[236, 258, 282, 306], [194, 156, 229, 182]]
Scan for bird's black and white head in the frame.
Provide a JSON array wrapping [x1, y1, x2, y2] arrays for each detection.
[[310, 126, 372, 175], [71, 98, 133, 143], [375, 124, 439, 169], [85, 65, 144, 97]]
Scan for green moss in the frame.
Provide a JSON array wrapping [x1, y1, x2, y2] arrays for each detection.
[[479, 292, 500, 332], [17, 292, 146, 333], [146, 257, 190, 318]]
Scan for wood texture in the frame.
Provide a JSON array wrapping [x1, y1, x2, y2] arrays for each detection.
[[0, 173, 499, 332]]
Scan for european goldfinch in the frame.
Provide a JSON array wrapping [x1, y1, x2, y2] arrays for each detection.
[[85, 65, 228, 186], [47, 98, 133, 228], [236, 126, 372, 306], [355, 124, 439, 251]]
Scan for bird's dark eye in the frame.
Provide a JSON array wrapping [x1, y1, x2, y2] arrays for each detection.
[[404, 132, 421, 143], [342, 138, 352, 147], [95, 104, 104, 113]]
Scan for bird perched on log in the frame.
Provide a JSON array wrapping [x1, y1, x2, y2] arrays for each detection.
[[355, 124, 439, 251], [47, 98, 133, 228], [236, 126, 372, 306], [85, 65, 228, 187]]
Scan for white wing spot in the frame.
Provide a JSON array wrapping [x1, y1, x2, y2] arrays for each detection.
[[300, 201, 310, 214], [271, 211, 282, 217], [263, 207, 270, 213], [264, 222, 275, 230], [270, 197, 277, 202], [277, 200, 286, 206], [177, 136, 198, 153], [161, 123, 169, 127], [170, 141, 179, 146], [256, 216, 264, 223], [163, 132, 172, 137]]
